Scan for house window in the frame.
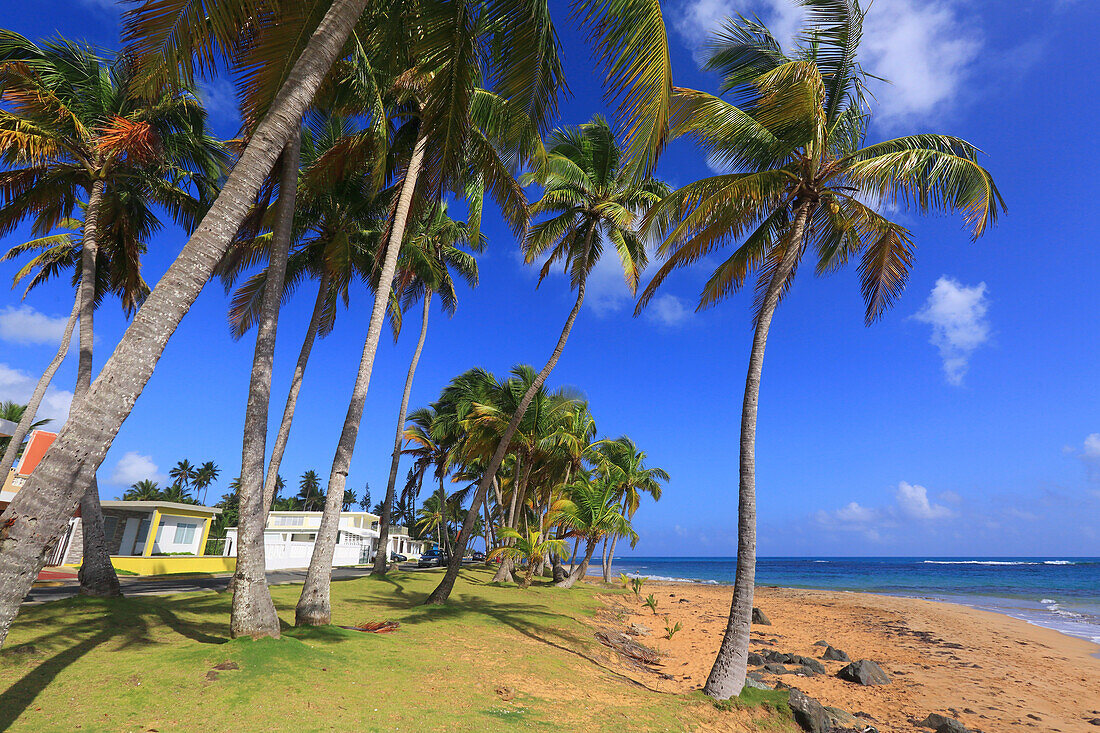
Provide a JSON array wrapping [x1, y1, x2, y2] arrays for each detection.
[[174, 522, 198, 545], [103, 516, 119, 542], [274, 516, 304, 527], [290, 533, 316, 542], [133, 519, 151, 553]]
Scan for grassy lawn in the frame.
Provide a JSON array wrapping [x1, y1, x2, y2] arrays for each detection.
[[0, 568, 794, 732]]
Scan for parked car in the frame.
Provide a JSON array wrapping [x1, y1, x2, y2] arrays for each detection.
[[417, 549, 446, 568], [389, 552, 408, 563], [470, 551, 486, 562]]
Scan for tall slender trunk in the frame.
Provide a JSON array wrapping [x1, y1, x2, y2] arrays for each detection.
[[427, 277, 587, 604], [0, 298, 78, 483], [231, 129, 300, 640], [373, 292, 431, 575], [556, 537, 596, 589], [294, 131, 428, 627], [703, 199, 812, 699], [492, 457, 534, 582], [602, 533, 622, 584], [74, 180, 120, 598], [0, 0, 368, 649], [262, 270, 329, 511], [437, 482, 452, 558]]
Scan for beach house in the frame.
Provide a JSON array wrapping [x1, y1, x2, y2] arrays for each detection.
[[2, 430, 230, 574], [222, 510, 425, 570]]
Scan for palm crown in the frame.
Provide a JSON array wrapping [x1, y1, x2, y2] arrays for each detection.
[[638, 1, 1004, 324]]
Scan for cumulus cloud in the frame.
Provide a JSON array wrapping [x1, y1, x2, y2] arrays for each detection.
[[895, 481, 953, 520], [108, 451, 166, 486], [673, 0, 981, 127], [0, 305, 73, 346], [646, 294, 692, 327], [0, 363, 72, 423], [198, 77, 241, 126], [913, 276, 989, 386], [1078, 433, 1100, 481]]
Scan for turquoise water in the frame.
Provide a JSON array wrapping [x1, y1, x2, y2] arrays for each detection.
[[596, 556, 1100, 645]]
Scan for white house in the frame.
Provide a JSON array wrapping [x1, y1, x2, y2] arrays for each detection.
[[223, 510, 425, 571]]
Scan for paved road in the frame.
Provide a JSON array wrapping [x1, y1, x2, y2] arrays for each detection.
[[23, 563, 447, 605]]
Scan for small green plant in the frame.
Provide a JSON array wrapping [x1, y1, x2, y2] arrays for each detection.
[[644, 593, 658, 614], [629, 575, 646, 599], [619, 572, 631, 590], [662, 616, 682, 640]]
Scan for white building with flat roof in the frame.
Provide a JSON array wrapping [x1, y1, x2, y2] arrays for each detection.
[[223, 510, 425, 570]]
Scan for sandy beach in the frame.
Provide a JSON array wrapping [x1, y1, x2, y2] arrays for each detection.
[[596, 582, 1100, 732]]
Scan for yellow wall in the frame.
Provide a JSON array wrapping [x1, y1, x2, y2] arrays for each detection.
[[109, 555, 236, 576]]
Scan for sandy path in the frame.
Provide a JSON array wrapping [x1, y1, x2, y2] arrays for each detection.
[[596, 583, 1100, 732]]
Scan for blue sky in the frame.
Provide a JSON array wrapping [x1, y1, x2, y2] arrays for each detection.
[[1, 0, 1099, 557]]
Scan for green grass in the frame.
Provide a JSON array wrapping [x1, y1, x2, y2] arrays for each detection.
[[1, 568, 796, 732]]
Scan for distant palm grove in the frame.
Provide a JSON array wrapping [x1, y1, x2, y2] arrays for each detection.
[[0, 0, 1000, 702]]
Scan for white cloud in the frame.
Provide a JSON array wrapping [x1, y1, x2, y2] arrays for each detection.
[[0, 363, 72, 423], [895, 481, 953, 520], [1079, 433, 1100, 481], [833, 501, 878, 524], [198, 77, 241, 125], [647, 294, 691, 327], [0, 305, 73, 345], [108, 451, 165, 486], [673, 0, 981, 127], [913, 276, 989, 386]]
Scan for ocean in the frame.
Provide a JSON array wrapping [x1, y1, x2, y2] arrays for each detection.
[[595, 556, 1100, 645]]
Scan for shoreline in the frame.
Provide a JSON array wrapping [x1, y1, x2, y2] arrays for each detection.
[[595, 581, 1100, 732], [588, 565, 1100, 649]]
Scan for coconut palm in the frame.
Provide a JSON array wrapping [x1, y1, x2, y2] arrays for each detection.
[[595, 437, 667, 582], [373, 203, 482, 575], [169, 460, 197, 491], [0, 32, 225, 600], [489, 526, 569, 589], [0, 0, 675, 646], [296, 471, 325, 512], [160, 484, 196, 505], [427, 117, 668, 603], [193, 461, 219, 505], [635, 3, 1003, 698], [556, 476, 636, 589], [123, 480, 161, 501]]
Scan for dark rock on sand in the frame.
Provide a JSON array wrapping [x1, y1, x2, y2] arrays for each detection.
[[813, 640, 830, 647], [788, 688, 830, 733], [794, 665, 820, 677], [747, 652, 766, 666], [825, 707, 862, 729], [837, 659, 890, 686], [822, 645, 850, 662], [762, 662, 789, 675], [789, 655, 826, 674], [918, 713, 970, 732], [765, 650, 793, 664], [752, 607, 772, 625]]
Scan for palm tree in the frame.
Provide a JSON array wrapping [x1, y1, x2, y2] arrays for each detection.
[[489, 527, 569, 589], [0, 402, 50, 459], [123, 480, 161, 501], [0, 32, 224, 600], [373, 203, 482, 575], [296, 471, 325, 512], [193, 461, 219, 505], [341, 489, 357, 512], [427, 117, 668, 603], [160, 484, 196, 505], [169, 460, 197, 492], [595, 437, 667, 582], [0, 0, 675, 646], [635, 3, 1003, 698], [555, 476, 636, 589]]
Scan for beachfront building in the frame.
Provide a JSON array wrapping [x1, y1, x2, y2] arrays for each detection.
[[2, 429, 229, 574], [222, 510, 425, 570]]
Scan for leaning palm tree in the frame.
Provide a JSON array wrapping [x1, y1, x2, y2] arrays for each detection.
[[0, 0, 674, 647], [555, 476, 636, 589], [635, 2, 1003, 699], [427, 117, 668, 603], [373, 203, 482, 575], [0, 32, 224, 600], [595, 437, 667, 582]]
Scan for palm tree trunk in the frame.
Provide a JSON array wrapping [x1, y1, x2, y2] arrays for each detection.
[[294, 131, 428, 627], [0, 298, 78, 483], [427, 278, 587, 604], [373, 292, 431, 575], [74, 180, 120, 599], [493, 457, 534, 582], [262, 269, 329, 511], [602, 534, 621, 585], [556, 537, 596, 589], [0, 0, 368, 649], [231, 129, 301, 640], [703, 200, 813, 699]]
